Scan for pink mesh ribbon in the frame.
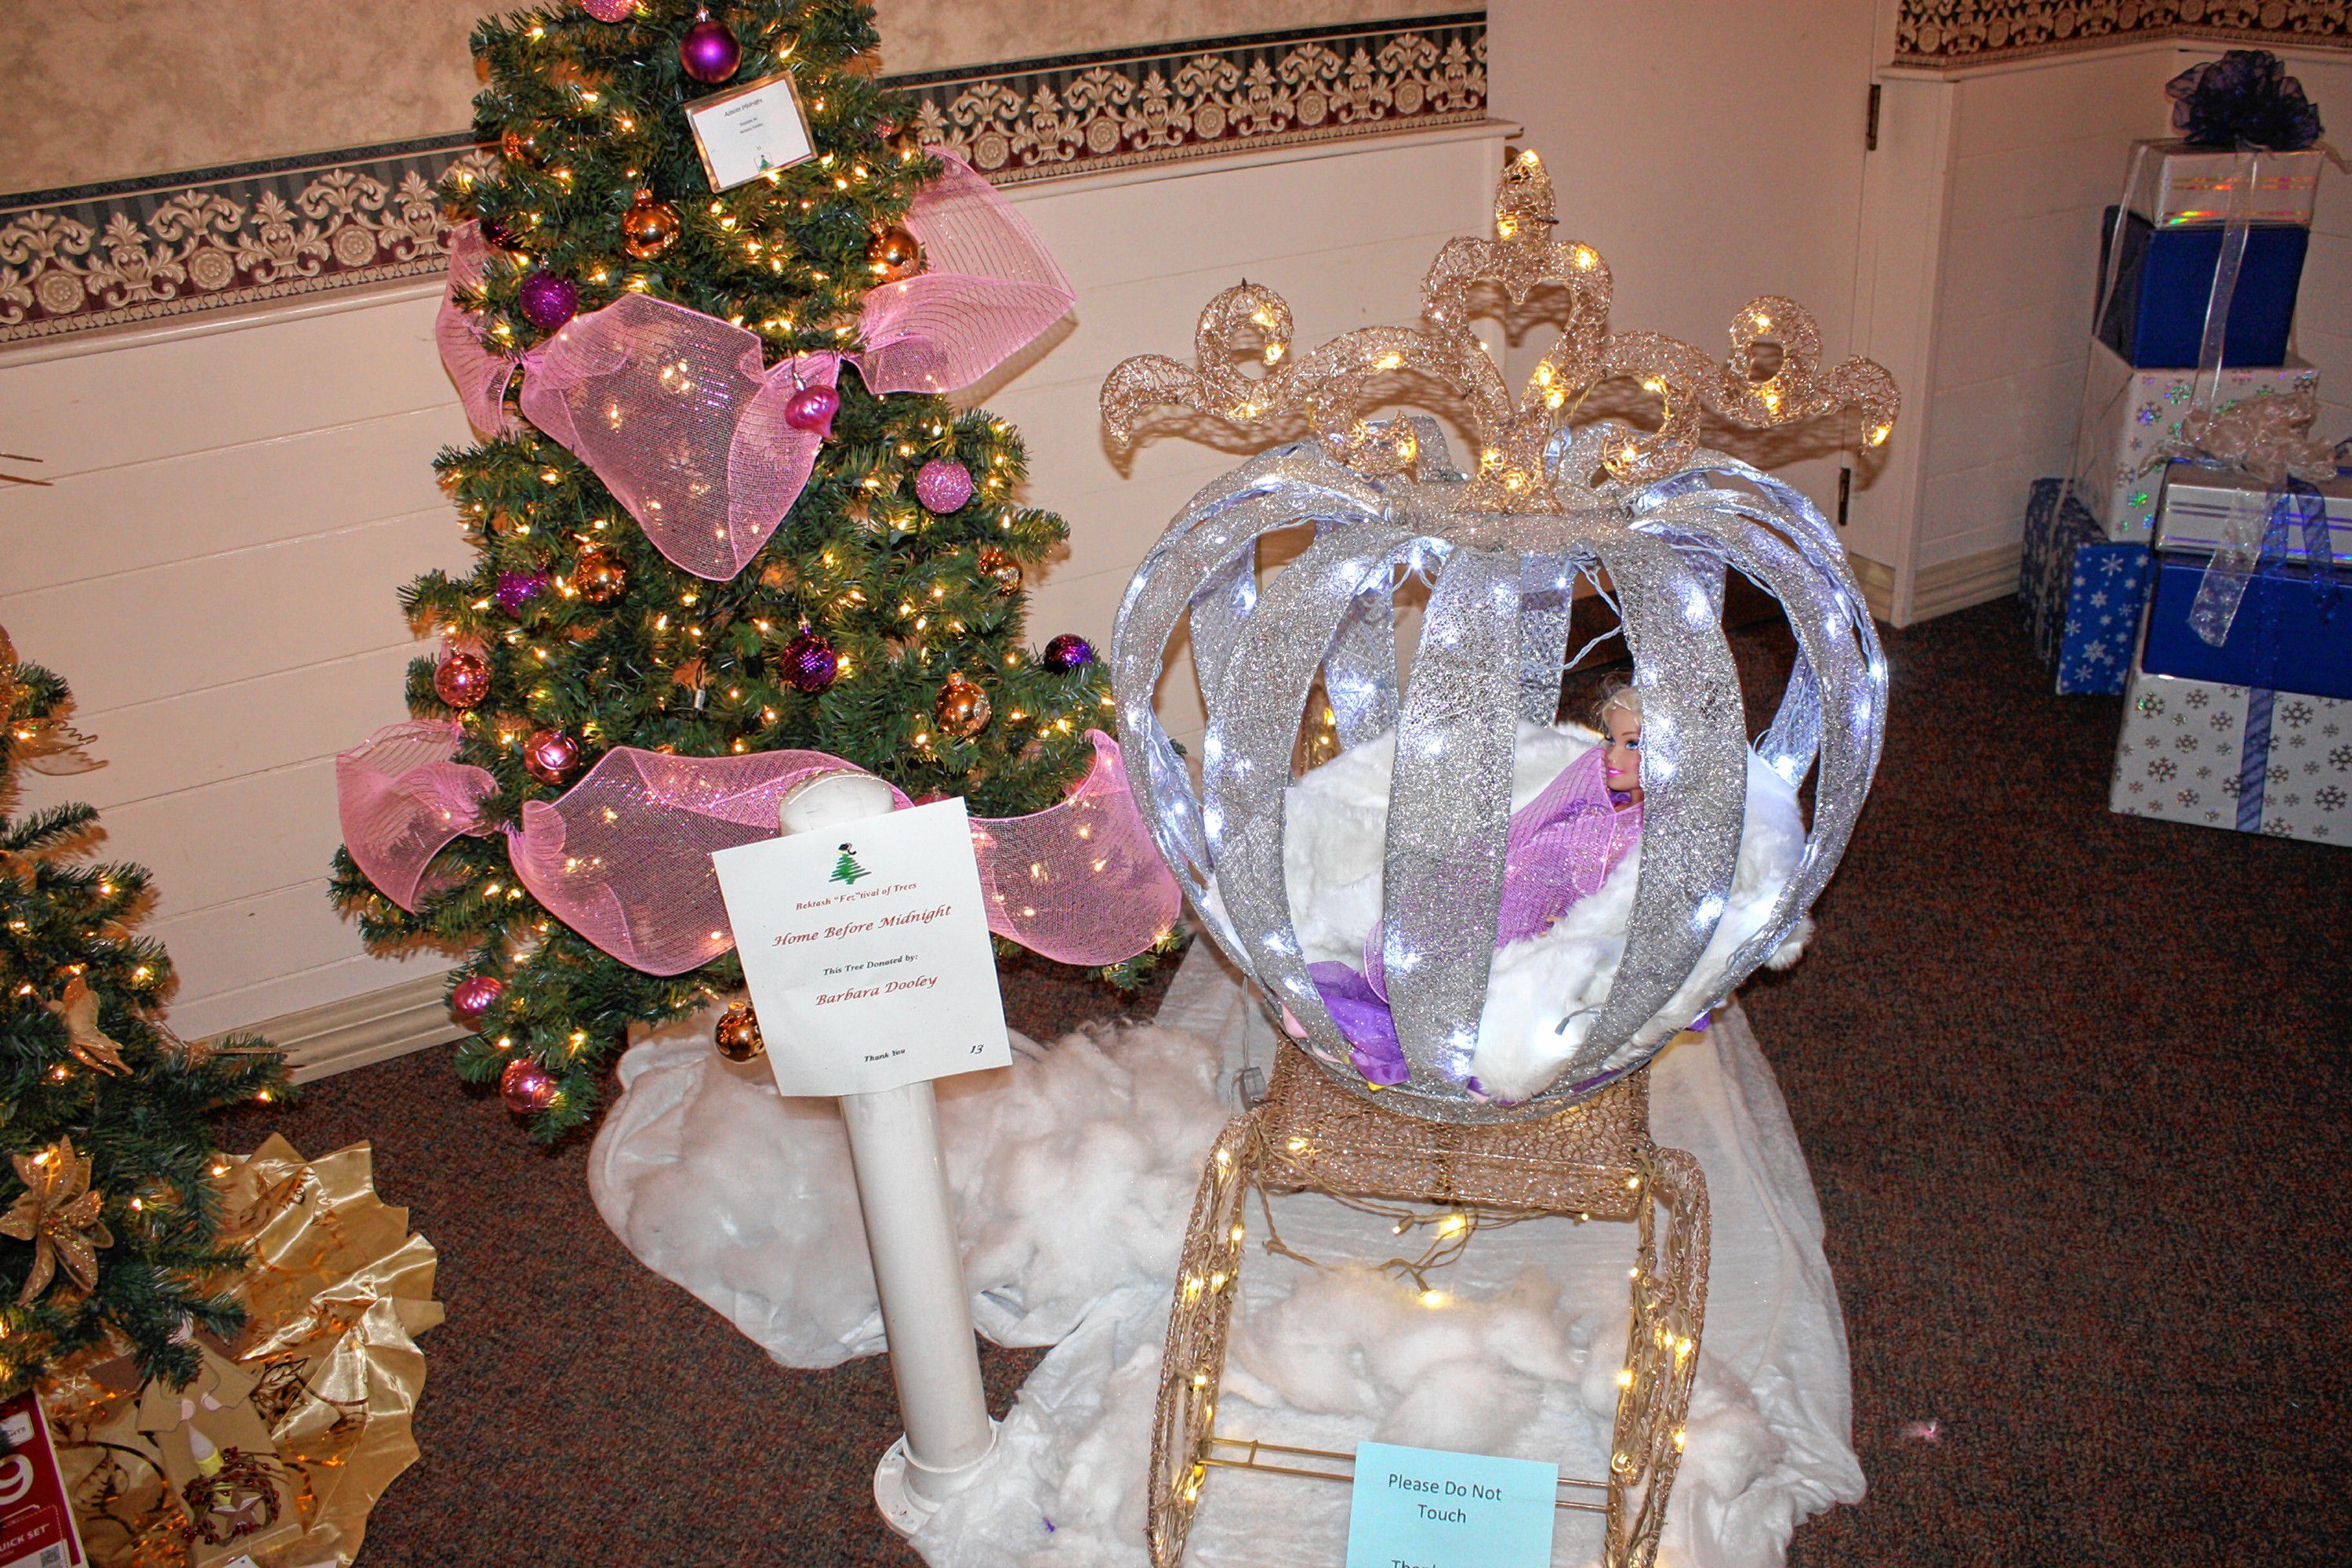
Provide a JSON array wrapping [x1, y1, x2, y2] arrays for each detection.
[[334, 721, 498, 911], [968, 731, 1181, 966], [335, 725, 1177, 971], [433, 153, 1073, 578], [855, 151, 1076, 396], [435, 223, 523, 436], [521, 299, 842, 581]]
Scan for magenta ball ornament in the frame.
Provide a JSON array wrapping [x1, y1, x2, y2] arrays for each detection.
[[915, 458, 975, 514], [478, 216, 520, 252], [524, 728, 583, 786], [679, 13, 742, 83], [495, 569, 550, 617], [500, 1057, 559, 1114], [433, 649, 492, 709], [783, 384, 840, 438], [782, 630, 838, 694], [517, 270, 578, 332], [449, 975, 505, 1025], [1042, 633, 1095, 673], [581, 0, 637, 19]]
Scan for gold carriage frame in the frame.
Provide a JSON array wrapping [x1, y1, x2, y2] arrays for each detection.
[[1147, 1043, 1711, 1568]]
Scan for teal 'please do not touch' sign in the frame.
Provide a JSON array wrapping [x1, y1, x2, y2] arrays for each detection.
[[1345, 1440, 1559, 1568]]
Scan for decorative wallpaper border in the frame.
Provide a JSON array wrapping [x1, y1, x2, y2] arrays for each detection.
[[899, 14, 1486, 184], [0, 13, 1486, 348], [1894, 2, 2350, 67]]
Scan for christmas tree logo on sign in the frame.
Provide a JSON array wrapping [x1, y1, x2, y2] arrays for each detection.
[[829, 844, 870, 886]]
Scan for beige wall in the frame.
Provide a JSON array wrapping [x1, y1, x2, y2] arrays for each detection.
[[0, 122, 1507, 1041], [1487, 0, 1885, 554], [2, 0, 1472, 193]]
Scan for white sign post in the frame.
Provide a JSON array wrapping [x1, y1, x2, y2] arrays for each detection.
[[712, 772, 1008, 1534]]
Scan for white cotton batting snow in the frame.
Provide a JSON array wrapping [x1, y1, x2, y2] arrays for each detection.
[[1208, 722, 1811, 1102], [589, 945, 1864, 1568]]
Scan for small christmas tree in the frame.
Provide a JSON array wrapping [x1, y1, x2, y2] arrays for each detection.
[[332, 0, 1138, 1140], [0, 629, 289, 1396]]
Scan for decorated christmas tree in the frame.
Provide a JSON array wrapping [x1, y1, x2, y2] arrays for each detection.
[[0, 629, 290, 1396], [332, 0, 1142, 1140]]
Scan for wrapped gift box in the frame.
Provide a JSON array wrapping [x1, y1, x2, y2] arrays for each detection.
[[2076, 342, 2318, 542], [2154, 467, 2352, 564], [2096, 212, 2309, 368], [2128, 142, 2325, 227], [2140, 552, 2352, 701], [2111, 659, 2350, 845], [2020, 477, 2151, 695], [2092, 141, 2322, 369]]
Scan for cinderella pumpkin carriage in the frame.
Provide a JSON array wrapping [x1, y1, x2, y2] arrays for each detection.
[[1098, 152, 1896, 1568]]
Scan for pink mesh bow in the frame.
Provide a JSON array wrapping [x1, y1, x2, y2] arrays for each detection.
[[434, 152, 1073, 579], [855, 151, 1076, 395], [521, 299, 842, 581], [336, 724, 1177, 971], [334, 720, 497, 911]]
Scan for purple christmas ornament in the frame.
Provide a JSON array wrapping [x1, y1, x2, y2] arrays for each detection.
[[782, 630, 838, 693], [495, 569, 550, 616], [478, 216, 520, 252], [1042, 633, 1095, 673], [517, 270, 578, 331], [914, 458, 975, 514], [581, 0, 637, 20], [679, 13, 742, 83], [783, 384, 840, 438]]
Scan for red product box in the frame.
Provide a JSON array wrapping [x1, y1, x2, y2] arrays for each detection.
[[0, 1392, 84, 1568]]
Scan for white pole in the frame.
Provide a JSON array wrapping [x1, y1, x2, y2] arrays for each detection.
[[775, 772, 996, 1532]]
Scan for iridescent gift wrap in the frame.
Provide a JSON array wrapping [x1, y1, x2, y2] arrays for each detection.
[[1101, 154, 1900, 1126]]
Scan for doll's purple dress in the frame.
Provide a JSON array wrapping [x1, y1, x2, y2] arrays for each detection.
[[1307, 742, 1642, 1087]]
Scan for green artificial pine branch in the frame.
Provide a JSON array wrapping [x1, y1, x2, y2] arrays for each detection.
[[0, 642, 293, 1397], [339, 0, 1171, 1142]]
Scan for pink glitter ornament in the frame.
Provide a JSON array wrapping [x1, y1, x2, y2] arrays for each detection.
[[580, 0, 637, 19], [500, 1057, 558, 1114], [914, 458, 975, 514], [449, 975, 505, 1025]]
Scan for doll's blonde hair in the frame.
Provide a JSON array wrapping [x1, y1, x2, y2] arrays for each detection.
[[1595, 680, 1641, 731]]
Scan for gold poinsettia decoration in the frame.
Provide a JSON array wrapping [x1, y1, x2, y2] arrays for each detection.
[[2, 1137, 115, 1304], [46, 975, 131, 1075]]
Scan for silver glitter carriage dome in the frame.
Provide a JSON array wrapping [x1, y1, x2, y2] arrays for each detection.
[[1101, 152, 1900, 1125]]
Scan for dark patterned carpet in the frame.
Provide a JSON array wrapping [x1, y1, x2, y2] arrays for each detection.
[[218, 597, 2349, 1566]]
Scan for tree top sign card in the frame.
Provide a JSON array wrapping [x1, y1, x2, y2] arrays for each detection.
[[712, 798, 1011, 1097]]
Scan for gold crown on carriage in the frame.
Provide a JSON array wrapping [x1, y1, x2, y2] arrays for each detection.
[[1101, 149, 1899, 506]]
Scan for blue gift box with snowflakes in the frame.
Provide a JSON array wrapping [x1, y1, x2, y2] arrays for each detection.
[[2020, 477, 2154, 695], [2111, 659, 2350, 846]]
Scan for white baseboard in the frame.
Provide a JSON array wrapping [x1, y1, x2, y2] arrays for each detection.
[[1848, 554, 1897, 622], [1910, 541, 2022, 623], [216, 972, 463, 1083]]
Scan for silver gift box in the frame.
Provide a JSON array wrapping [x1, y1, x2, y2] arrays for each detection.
[[2154, 466, 2352, 564]]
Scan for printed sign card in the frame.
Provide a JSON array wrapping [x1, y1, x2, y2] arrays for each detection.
[[684, 71, 817, 191], [1345, 1440, 1558, 1568], [712, 798, 1011, 1097]]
